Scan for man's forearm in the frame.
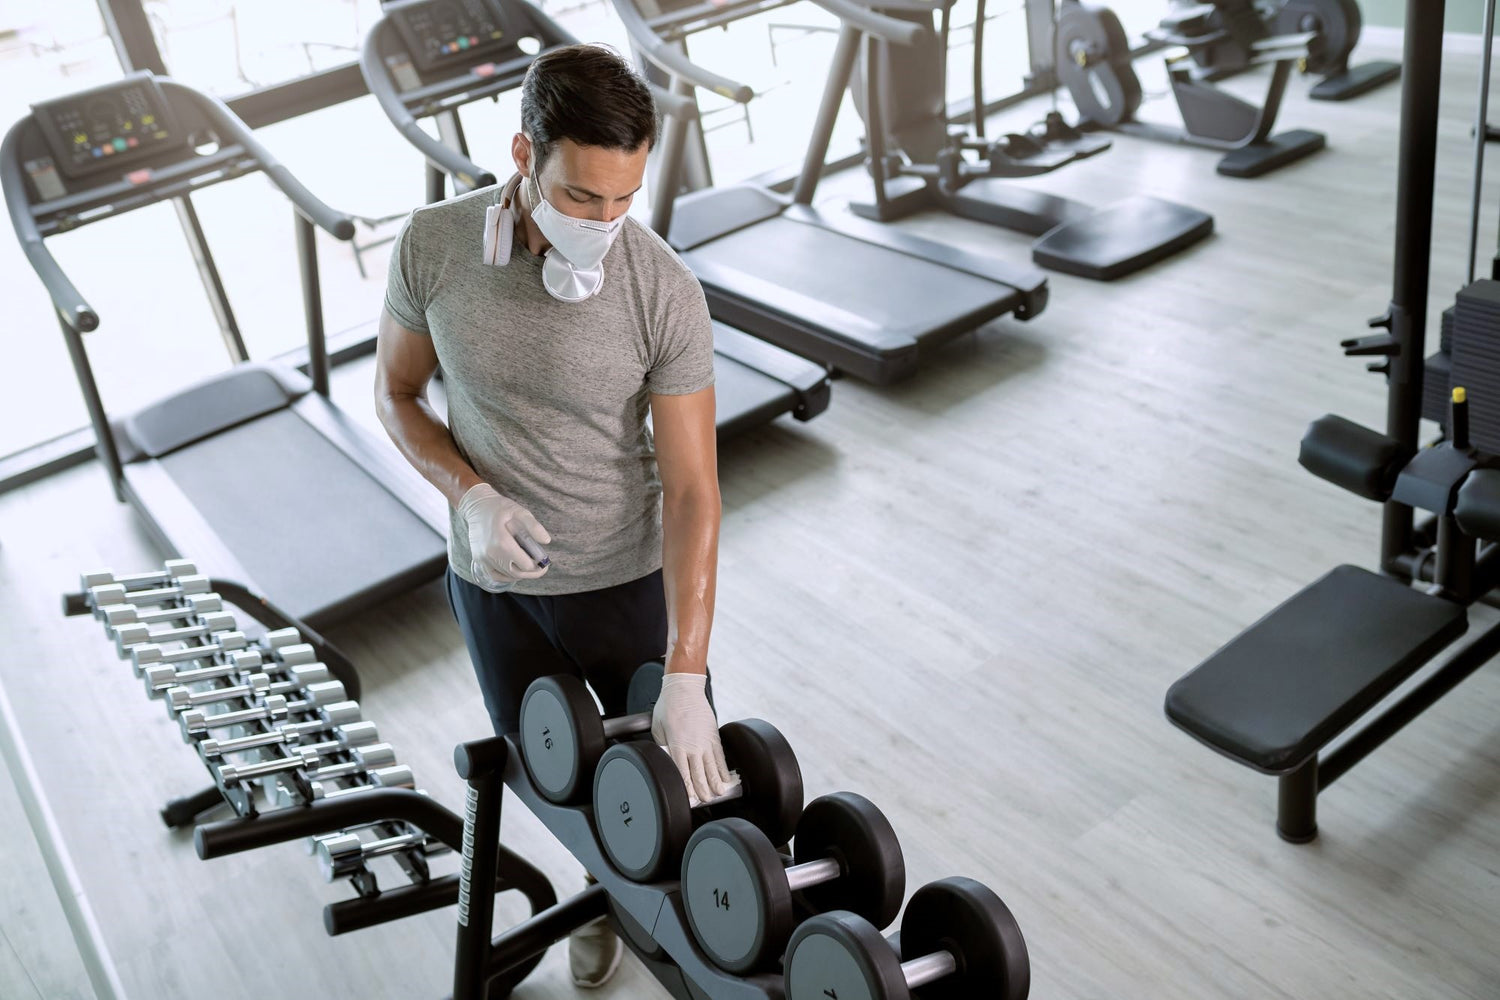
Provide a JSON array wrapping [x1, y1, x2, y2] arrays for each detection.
[[661, 490, 720, 675], [376, 392, 484, 508]]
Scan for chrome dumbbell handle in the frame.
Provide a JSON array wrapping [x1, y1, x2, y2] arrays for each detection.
[[179, 695, 291, 737], [130, 631, 249, 670], [112, 611, 238, 656], [143, 650, 265, 694], [200, 720, 379, 760], [164, 673, 271, 715], [217, 748, 320, 787], [88, 574, 211, 616], [305, 742, 396, 782], [309, 765, 416, 800], [317, 827, 436, 881], [99, 593, 222, 630], [80, 560, 197, 593]]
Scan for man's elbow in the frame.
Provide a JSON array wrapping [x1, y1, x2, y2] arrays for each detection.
[[663, 482, 722, 518]]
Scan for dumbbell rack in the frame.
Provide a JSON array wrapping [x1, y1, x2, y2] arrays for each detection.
[[61, 561, 555, 952], [443, 733, 787, 1000]]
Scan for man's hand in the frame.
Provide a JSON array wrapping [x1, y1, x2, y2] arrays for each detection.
[[651, 672, 736, 805], [457, 483, 551, 592]]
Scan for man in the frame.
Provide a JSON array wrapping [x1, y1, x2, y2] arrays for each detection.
[[373, 44, 733, 988]]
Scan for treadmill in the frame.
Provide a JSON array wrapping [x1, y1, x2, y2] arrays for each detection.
[[360, 0, 832, 437], [2, 73, 450, 629], [615, 0, 1051, 384]]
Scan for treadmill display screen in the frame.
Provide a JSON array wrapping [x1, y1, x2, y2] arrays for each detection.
[[32, 77, 184, 180], [389, 0, 512, 73]]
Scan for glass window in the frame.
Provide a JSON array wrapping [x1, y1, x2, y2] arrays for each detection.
[[0, 0, 125, 459]]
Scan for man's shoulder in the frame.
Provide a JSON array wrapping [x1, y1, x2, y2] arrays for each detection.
[[620, 216, 698, 290], [405, 184, 494, 239]]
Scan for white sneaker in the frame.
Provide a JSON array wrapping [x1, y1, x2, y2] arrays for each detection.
[[568, 915, 623, 989]]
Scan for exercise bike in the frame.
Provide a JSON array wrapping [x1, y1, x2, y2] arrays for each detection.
[[1055, 0, 1327, 177], [846, 0, 1214, 280], [1183, 0, 1400, 101]]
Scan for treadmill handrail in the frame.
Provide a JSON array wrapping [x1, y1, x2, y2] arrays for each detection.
[[811, 0, 931, 45], [611, 0, 755, 102], [839, 0, 946, 15], [360, 21, 500, 190], [156, 80, 355, 242], [1, 118, 98, 333]]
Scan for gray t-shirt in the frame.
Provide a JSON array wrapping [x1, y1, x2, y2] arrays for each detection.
[[384, 185, 715, 595]]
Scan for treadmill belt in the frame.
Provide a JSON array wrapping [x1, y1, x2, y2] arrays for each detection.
[[156, 409, 446, 620], [693, 217, 1010, 346]]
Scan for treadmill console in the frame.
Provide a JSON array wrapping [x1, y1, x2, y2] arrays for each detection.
[[385, 0, 514, 73], [31, 75, 186, 181]]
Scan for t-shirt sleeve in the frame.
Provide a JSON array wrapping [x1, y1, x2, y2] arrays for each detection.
[[646, 276, 716, 396], [383, 214, 431, 334]]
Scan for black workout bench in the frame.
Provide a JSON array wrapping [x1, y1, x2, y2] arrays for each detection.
[[1167, 397, 1500, 842]]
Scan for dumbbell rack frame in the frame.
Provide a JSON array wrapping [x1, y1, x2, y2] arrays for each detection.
[[444, 734, 788, 1000]]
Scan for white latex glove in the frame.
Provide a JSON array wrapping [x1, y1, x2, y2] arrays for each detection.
[[457, 483, 551, 593], [651, 672, 737, 806]]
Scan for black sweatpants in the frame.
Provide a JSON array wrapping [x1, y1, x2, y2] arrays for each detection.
[[445, 566, 670, 736]]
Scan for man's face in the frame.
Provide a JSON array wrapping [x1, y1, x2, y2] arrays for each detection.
[[516, 135, 648, 223]]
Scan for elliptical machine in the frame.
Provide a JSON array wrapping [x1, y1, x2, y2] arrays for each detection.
[[1055, 0, 1326, 177], [1184, 0, 1400, 101], [847, 0, 1213, 280]]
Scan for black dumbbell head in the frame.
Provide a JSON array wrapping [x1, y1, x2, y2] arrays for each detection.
[[901, 876, 1030, 1000], [794, 791, 905, 932], [681, 817, 794, 974], [710, 719, 803, 848], [784, 911, 907, 1000], [626, 661, 665, 716], [594, 740, 691, 881], [519, 675, 605, 804]]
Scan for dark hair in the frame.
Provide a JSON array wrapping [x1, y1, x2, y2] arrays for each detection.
[[520, 45, 659, 173]]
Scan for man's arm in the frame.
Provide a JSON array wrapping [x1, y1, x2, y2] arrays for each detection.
[[373, 308, 483, 508], [650, 386, 721, 675]]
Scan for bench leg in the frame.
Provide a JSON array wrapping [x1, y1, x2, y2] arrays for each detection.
[[1276, 758, 1319, 843]]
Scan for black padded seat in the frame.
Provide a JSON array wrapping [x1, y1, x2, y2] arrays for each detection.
[[1165, 565, 1467, 773]]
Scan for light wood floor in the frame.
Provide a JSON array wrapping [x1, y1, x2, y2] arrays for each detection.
[[4, 35, 1500, 1000]]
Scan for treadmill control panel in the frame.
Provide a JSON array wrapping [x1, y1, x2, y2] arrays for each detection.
[[31, 76, 186, 180], [387, 0, 513, 73]]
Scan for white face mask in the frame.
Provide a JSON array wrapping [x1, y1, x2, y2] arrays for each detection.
[[528, 174, 625, 302]]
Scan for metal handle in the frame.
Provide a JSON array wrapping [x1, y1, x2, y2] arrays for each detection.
[[610, 0, 754, 101], [814, 0, 932, 45], [1, 119, 100, 332]]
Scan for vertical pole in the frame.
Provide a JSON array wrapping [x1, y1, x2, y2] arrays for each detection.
[[1381, 0, 1447, 571], [58, 316, 126, 501], [295, 212, 330, 398], [793, 24, 862, 206], [972, 0, 986, 139], [650, 78, 694, 238], [173, 195, 249, 364], [1276, 757, 1318, 843], [1467, 0, 1496, 284], [452, 737, 509, 1000], [426, 163, 447, 204], [1022, 0, 1058, 92]]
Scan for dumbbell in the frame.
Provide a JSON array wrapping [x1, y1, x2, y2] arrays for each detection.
[[517, 664, 666, 804], [309, 764, 415, 801], [217, 746, 322, 787], [592, 718, 803, 882], [783, 877, 1030, 1000], [163, 673, 270, 715], [88, 574, 211, 617], [98, 593, 222, 632], [129, 630, 250, 674], [681, 792, 905, 974], [80, 561, 197, 597], [199, 719, 379, 760], [146, 657, 327, 698], [163, 669, 329, 716], [111, 611, 239, 657], [315, 825, 444, 881], [177, 684, 351, 739]]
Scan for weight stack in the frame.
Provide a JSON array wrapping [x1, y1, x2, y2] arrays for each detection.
[[1420, 307, 1455, 427], [1447, 280, 1500, 452]]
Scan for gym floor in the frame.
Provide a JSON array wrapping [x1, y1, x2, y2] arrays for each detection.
[[3, 31, 1499, 1000]]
